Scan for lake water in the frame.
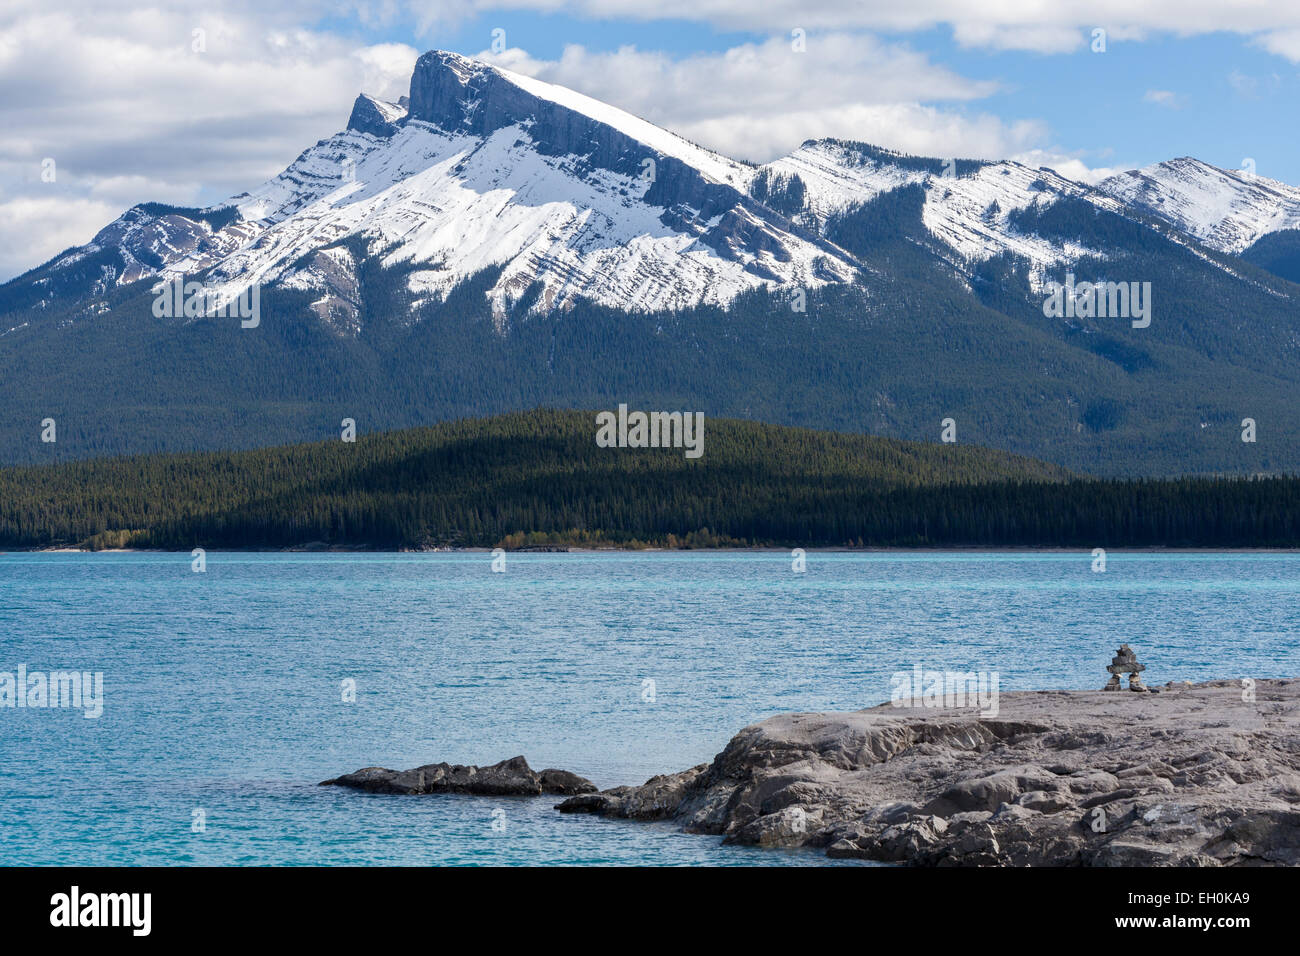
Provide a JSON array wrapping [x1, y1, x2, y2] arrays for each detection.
[[1, 551, 1297, 865]]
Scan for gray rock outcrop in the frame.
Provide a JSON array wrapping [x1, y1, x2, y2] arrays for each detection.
[[345, 93, 407, 138], [557, 679, 1300, 866]]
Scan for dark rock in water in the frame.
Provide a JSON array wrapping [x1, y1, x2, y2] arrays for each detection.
[[321, 755, 596, 796], [537, 768, 598, 794], [555, 680, 1300, 866]]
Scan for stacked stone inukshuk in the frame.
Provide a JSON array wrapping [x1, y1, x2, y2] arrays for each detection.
[[1103, 643, 1147, 692]]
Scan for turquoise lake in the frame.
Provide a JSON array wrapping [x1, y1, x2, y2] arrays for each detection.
[[1, 551, 1296, 865]]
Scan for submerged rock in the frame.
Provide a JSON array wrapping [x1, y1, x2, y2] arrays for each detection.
[[320, 755, 596, 796], [555, 680, 1300, 866]]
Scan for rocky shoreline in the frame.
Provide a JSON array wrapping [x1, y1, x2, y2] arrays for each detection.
[[325, 679, 1300, 866]]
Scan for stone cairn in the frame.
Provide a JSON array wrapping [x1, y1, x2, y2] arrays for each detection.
[[1103, 643, 1148, 692]]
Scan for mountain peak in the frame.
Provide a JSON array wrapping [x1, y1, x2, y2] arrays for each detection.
[[1097, 156, 1300, 253], [346, 93, 407, 137], [405, 50, 492, 130], [405, 50, 747, 186]]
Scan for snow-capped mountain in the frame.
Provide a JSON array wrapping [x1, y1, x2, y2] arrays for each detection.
[[36, 51, 860, 328], [6, 48, 1300, 478], [1096, 157, 1300, 254], [23, 50, 1300, 334]]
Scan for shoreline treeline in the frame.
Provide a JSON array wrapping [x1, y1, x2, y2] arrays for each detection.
[[1, 409, 1297, 550]]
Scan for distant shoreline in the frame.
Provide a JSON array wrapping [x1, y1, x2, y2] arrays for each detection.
[[7, 411, 1300, 552]]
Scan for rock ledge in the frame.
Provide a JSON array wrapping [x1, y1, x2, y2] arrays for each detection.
[[557, 680, 1300, 866]]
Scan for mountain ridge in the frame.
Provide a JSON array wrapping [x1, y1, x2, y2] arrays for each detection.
[[2, 50, 1299, 477], [16, 50, 1300, 321], [1096, 156, 1300, 255]]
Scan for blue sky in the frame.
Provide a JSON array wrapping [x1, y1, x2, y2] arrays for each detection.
[[3, 0, 1300, 280], [329, 7, 1300, 182]]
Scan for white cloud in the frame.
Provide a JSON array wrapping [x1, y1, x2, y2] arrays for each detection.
[[0, 1, 419, 280], [1143, 89, 1183, 108], [0, 196, 120, 280], [948, 22, 1084, 54], [353, 42, 422, 99], [480, 38, 1046, 164], [1255, 28, 1300, 61], [416, 1, 1300, 55], [483, 40, 1136, 188], [1010, 149, 1125, 186], [1227, 70, 1259, 97]]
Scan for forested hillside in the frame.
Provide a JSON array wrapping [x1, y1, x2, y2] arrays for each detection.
[[1, 410, 1296, 550]]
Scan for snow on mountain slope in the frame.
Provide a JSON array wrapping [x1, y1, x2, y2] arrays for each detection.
[[759, 140, 1105, 278], [37, 50, 854, 325], [1096, 158, 1300, 254], [21, 50, 1300, 331], [50, 205, 257, 287], [214, 116, 838, 320], [491, 64, 750, 189], [920, 162, 1101, 272], [345, 93, 408, 137], [362, 94, 407, 126], [761, 140, 929, 222]]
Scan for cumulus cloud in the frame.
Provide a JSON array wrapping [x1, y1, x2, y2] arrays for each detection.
[[1009, 149, 1126, 186], [479, 38, 1050, 164], [0, 196, 120, 280], [0, 1, 418, 280], [948, 22, 1084, 55], [1255, 28, 1300, 61], [414, 0, 1300, 55]]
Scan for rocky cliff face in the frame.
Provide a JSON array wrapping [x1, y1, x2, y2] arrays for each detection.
[[557, 680, 1300, 866], [345, 93, 407, 138]]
